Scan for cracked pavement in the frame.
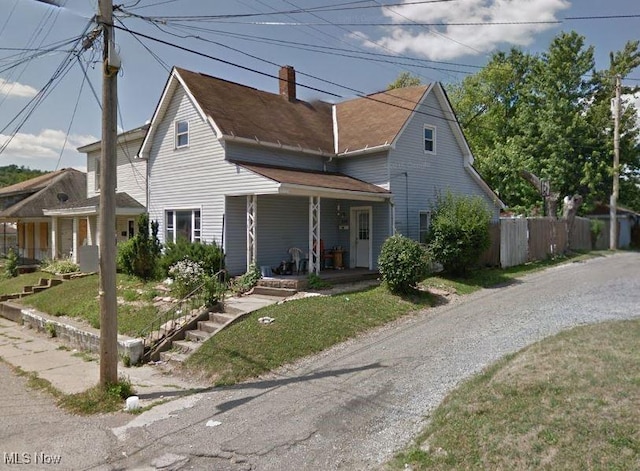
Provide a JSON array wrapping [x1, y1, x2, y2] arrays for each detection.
[[2, 252, 639, 470]]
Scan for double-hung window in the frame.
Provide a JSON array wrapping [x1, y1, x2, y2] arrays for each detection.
[[424, 125, 436, 154], [175, 120, 189, 148], [166, 209, 201, 243]]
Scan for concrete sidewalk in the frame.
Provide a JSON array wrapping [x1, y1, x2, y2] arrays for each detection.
[[0, 316, 209, 402], [0, 290, 290, 404]]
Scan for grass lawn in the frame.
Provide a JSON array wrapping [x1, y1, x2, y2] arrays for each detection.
[[0, 271, 54, 296], [390, 319, 640, 470], [421, 251, 601, 295], [20, 274, 161, 337], [185, 286, 434, 385]]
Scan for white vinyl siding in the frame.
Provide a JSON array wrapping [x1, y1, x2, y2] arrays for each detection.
[[86, 139, 147, 206], [148, 84, 279, 250], [419, 210, 431, 243], [389, 85, 499, 241], [337, 151, 389, 189]]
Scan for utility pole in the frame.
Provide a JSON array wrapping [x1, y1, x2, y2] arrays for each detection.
[[98, 0, 119, 386], [610, 75, 621, 250]]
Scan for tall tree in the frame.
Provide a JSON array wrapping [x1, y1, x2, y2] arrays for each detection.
[[387, 71, 422, 89], [450, 32, 640, 212], [0, 165, 48, 188]]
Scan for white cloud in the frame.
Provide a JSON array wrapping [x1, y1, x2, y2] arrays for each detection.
[[0, 78, 38, 98], [356, 0, 571, 60], [0, 129, 97, 161]]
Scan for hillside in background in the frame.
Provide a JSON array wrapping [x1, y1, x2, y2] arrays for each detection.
[[0, 165, 49, 189]]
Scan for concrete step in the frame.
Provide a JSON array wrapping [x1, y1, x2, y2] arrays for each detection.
[[159, 350, 190, 364], [209, 312, 236, 324], [21, 286, 34, 294], [222, 305, 244, 316], [185, 329, 212, 342], [251, 286, 296, 297], [32, 286, 48, 293], [198, 320, 223, 333], [48, 279, 63, 287], [171, 339, 201, 354]]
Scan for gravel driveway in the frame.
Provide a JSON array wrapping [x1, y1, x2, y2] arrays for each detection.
[[12, 252, 640, 471]]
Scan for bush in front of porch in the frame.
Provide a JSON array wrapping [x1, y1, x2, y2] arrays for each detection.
[[378, 234, 431, 294]]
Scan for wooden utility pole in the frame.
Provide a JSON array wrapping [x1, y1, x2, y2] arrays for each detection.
[[610, 75, 621, 250], [98, 0, 119, 386]]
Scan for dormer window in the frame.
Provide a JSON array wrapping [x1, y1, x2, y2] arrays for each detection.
[[175, 120, 189, 148], [424, 125, 436, 154]]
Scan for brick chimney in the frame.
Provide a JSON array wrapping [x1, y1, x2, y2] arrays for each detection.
[[279, 65, 296, 102]]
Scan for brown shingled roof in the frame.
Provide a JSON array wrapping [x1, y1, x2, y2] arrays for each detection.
[[0, 169, 67, 195], [0, 168, 86, 218], [238, 162, 390, 195], [176, 68, 335, 154], [335, 85, 428, 154]]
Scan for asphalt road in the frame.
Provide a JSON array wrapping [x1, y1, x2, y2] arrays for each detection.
[[2, 252, 639, 471]]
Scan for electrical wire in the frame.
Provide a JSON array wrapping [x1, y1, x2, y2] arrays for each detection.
[[55, 63, 88, 170]]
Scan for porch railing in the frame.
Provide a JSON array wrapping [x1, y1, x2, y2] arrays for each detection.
[[139, 270, 226, 363]]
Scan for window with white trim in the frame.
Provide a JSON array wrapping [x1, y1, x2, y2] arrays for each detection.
[[423, 125, 436, 154], [175, 120, 189, 148], [419, 210, 431, 243], [166, 209, 201, 243]]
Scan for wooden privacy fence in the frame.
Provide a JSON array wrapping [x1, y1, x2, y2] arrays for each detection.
[[479, 216, 592, 268]]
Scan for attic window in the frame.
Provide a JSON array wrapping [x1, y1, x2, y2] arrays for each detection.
[[424, 125, 436, 154], [175, 120, 189, 148]]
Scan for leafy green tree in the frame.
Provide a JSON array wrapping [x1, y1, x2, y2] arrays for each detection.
[[450, 32, 640, 212], [0, 165, 48, 188], [388, 71, 422, 90], [117, 213, 162, 280]]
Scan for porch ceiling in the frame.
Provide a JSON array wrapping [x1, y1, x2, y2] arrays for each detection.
[[237, 162, 392, 202]]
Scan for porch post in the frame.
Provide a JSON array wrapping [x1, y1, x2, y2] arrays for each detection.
[[246, 195, 257, 270], [72, 217, 79, 263], [86, 216, 93, 245], [50, 217, 58, 260], [309, 196, 321, 274]]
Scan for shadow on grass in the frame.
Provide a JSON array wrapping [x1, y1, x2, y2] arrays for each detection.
[[212, 362, 384, 414]]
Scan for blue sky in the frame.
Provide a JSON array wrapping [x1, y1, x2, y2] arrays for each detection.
[[0, 0, 638, 171]]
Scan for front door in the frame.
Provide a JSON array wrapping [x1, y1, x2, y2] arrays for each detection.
[[353, 208, 371, 268]]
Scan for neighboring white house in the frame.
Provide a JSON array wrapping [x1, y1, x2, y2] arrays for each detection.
[[44, 124, 148, 267], [138, 65, 504, 275]]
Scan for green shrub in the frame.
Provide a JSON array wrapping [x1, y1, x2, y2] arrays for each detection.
[[160, 239, 224, 277], [378, 234, 430, 294], [231, 262, 261, 294], [307, 272, 331, 290], [41, 257, 79, 274], [4, 248, 18, 278], [590, 219, 604, 248], [117, 214, 162, 280], [202, 274, 226, 309], [168, 259, 205, 299], [426, 192, 492, 276]]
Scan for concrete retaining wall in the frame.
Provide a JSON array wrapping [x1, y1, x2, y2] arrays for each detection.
[[1, 303, 143, 365]]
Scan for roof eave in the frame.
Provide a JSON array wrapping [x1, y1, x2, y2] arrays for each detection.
[[220, 134, 334, 157], [279, 183, 390, 202], [336, 143, 391, 158]]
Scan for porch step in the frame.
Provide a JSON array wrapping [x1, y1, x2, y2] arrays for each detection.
[[186, 328, 216, 342], [250, 286, 297, 297], [159, 350, 190, 365], [209, 312, 237, 324], [197, 320, 223, 334], [257, 278, 300, 290], [171, 339, 202, 355]]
